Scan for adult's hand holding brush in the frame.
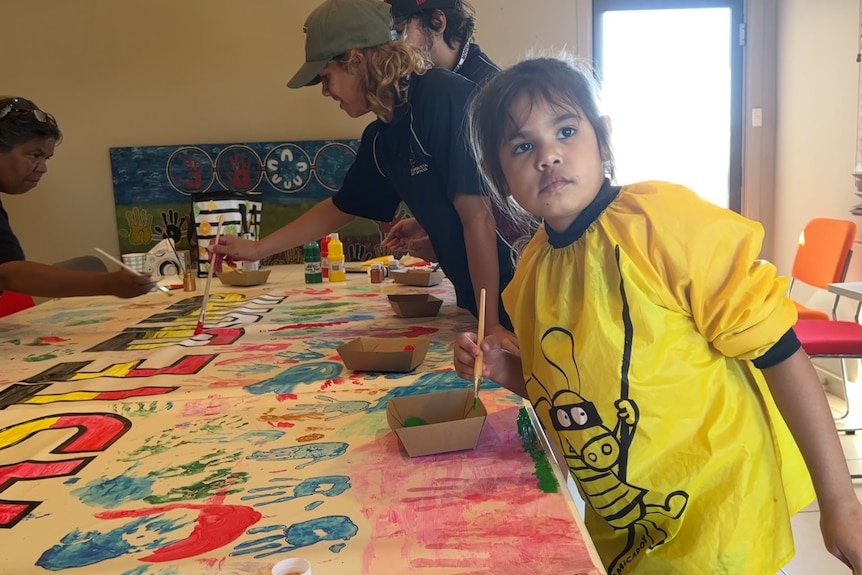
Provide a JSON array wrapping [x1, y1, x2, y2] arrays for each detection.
[[207, 234, 261, 270]]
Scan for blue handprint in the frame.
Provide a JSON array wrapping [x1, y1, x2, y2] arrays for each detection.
[[246, 442, 347, 470], [232, 515, 358, 559], [292, 395, 370, 421], [240, 475, 350, 507]]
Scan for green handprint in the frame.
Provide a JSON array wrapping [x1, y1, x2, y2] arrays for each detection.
[[145, 450, 248, 503]]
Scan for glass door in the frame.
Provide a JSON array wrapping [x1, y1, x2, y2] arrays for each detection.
[[593, 0, 744, 210]]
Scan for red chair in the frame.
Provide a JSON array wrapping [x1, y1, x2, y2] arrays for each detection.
[[0, 290, 35, 318], [788, 218, 857, 320], [795, 313, 862, 432]]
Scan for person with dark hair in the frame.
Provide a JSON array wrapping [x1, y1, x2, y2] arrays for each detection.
[[454, 54, 862, 574], [386, 0, 498, 85], [210, 0, 518, 351], [380, 0, 532, 271], [0, 97, 155, 299]]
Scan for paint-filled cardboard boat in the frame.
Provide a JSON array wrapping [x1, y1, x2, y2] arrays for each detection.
[[217, 269, 271, 286], [386, 389, 487, 457], [390, 268, 445, 287]]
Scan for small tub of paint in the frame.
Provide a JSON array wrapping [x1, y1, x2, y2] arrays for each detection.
[[271, 557, 312, 575]]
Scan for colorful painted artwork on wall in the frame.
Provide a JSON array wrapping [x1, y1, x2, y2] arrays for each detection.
[[110, 140, 404, 268]]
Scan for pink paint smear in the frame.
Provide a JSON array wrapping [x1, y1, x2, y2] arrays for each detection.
[[347, 404, 599, 574]]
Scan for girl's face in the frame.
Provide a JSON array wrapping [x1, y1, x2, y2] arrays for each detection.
[[498, 94, 606, 233], [319, 60, 371, 118], [0, 137, 55, 195]]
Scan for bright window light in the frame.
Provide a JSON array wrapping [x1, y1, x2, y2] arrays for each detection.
[[601, 8, 732, 208]]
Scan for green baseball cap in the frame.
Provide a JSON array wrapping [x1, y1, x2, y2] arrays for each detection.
[[288, 0, 396, 89]]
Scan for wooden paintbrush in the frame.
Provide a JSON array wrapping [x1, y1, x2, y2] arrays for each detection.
[[194, 217, 223, 335], [472, 287, 486, 410]]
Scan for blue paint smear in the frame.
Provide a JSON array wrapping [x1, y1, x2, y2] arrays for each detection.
[[240, 475, 350, 507], [244, 361, 343, 395], [234, 430, 285, 445], [275, 349, 325, 362], [72, 475, 155, 509], [37, 513, 190, 571], [368, 370, 503, 413], [232, 515, 359, 559], [246, 442, 348, 469]]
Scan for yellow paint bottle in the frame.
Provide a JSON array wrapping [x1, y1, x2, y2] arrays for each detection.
[[327, 233, 346, 282]]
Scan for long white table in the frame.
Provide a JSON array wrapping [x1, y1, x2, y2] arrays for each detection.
[[0, 264, 605, 575]]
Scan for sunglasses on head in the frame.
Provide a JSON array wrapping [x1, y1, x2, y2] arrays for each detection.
[[0, 99, 55, 126]]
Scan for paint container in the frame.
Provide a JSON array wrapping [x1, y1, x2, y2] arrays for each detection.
[[369, 262, 384, 284], [120, 252, 148, 273], [240, 233, 260, 271], [304, 240, 322, 284], [182, 271, 196, 292], [327, 233, 346, 282], [271, 557, 312, 575]]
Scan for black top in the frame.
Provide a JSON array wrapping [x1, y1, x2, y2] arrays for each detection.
[[457, 43, 500, 86], [333, 68, 514, 329], [0, 196, 25, 264]]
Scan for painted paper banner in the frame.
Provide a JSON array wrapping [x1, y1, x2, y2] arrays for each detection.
[[0, 267, 605, 575]]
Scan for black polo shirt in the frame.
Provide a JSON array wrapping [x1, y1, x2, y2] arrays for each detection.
[[332, 68, 514, 329], [457, 43, 500, 86], [0, 196, 25, 264]]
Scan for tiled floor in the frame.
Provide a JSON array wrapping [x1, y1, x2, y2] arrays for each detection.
[[782, 394, 862, 574]]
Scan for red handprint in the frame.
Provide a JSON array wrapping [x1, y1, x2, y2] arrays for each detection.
[[227, 153, 252, 188], [182, 156, 203, 190]]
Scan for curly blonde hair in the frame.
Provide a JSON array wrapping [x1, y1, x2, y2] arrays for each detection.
[[337, 42, 431, 122]]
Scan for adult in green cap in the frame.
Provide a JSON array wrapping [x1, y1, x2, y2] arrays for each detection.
[[211, 0, 520, 354]]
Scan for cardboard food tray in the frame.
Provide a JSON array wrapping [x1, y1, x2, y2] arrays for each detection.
[[217, 269, 271, 286], [337, 337, 430, 372], [387, 294, 443, 318], [386, 389, 487, 457], [391, 268, 445, 287]]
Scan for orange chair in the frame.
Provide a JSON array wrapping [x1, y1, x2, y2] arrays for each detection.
[[0, 290, 35, 318], [788, 218, 857, 320]]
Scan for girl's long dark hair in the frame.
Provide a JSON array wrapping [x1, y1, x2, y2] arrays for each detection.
[[467, 54, 614, 226]]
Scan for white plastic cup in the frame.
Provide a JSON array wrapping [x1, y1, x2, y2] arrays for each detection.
[[120, 253, 148, 273], [271, 557, 312, 575]]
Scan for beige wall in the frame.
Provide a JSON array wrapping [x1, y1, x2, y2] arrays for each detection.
[[772, 0, 861, 319], [3, 0, 861, 281], [2, 0, 588, 265]]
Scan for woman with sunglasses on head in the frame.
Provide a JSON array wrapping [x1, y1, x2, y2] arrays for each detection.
[[0, 97, 155, 301]]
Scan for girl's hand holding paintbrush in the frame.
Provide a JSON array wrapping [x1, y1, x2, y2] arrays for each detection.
[[453, 331, 529, 400]]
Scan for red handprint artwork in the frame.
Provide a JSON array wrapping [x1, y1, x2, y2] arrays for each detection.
[[227, 153, 252, 189], [182, 156, 203, 190]]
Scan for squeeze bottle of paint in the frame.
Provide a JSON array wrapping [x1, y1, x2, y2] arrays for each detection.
[[327, 233, 346, 282], [303, 241, 322, 284], [320, 235, 331, 279]]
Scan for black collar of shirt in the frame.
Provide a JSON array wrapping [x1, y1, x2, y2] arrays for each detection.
[[384, 75, 414, 127], [545, 178, 621, 249]]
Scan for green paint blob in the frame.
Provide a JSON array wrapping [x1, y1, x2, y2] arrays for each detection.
[[403, 416, 427, 427], [517, 407, 559, 494]]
